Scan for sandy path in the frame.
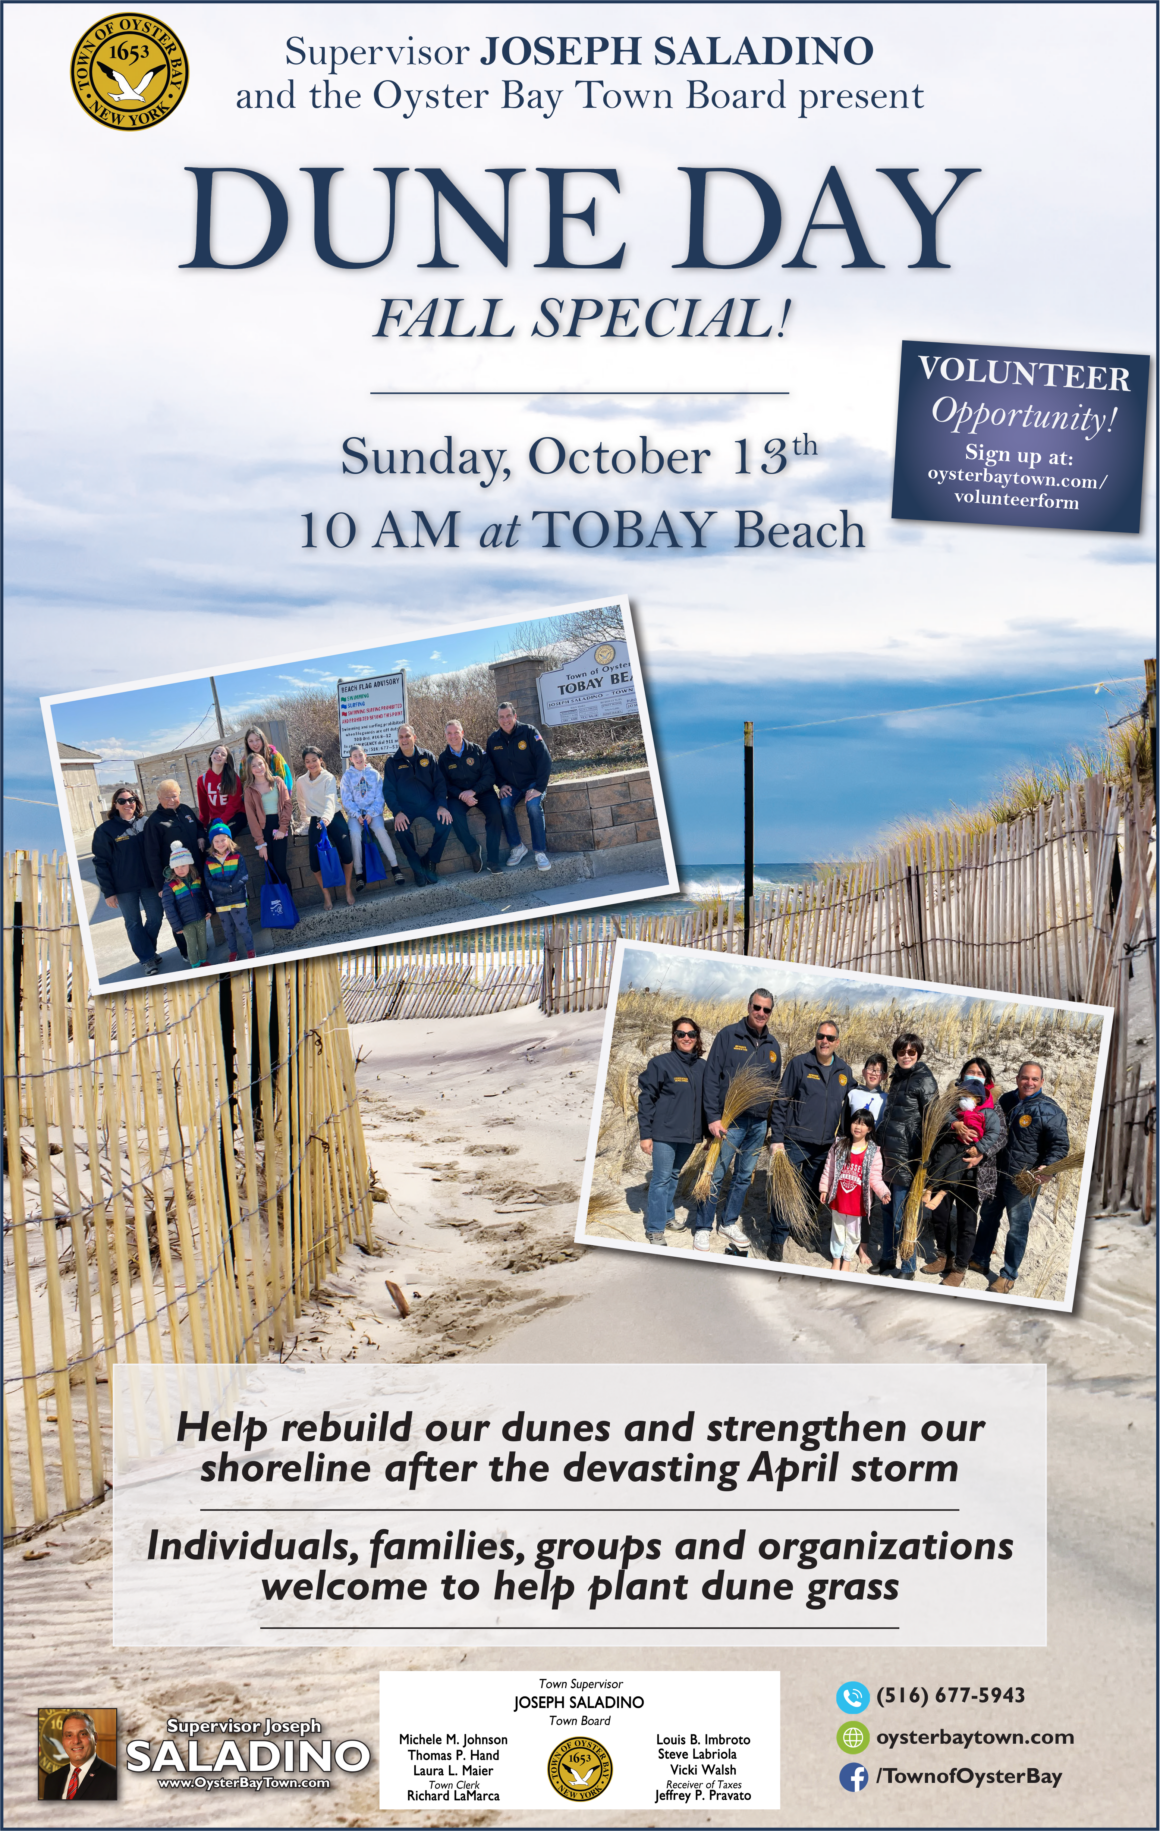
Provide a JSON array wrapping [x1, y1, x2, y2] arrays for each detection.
[[4, 1006, 1153, 1828]]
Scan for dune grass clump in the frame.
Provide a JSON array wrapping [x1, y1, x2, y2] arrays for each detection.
[[766, 1147, 817, 1246], [899, 1086, 973, 1261], [690, 1063, 773, 1204]]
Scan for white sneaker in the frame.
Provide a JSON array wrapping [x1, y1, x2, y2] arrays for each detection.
[[693, 1231, 714, 1252], [721, 1221, 749, 1247], [505, 843, 528, 868], [535, 851, 551, 871]]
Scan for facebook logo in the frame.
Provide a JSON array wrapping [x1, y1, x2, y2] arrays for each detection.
[[839, 1763, 870, 1793]]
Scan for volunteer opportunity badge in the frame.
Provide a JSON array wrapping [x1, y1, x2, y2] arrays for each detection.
[[71, 14, 188, 129], [547, 1736, 613, 1801]]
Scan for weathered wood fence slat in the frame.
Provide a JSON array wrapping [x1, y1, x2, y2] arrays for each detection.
[[3, 852, 374, 1543]]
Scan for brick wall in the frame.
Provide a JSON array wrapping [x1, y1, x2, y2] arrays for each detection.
[[224, 763, 659, 908], [544, 767, 659, 854]]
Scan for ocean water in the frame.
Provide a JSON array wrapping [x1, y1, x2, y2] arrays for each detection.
[[617, 862, 819, 923]]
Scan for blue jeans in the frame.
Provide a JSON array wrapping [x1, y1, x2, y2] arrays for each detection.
[[707, 1112, 768, 1228], [645, 1140, 704, 1235], [975, 1176, 1038, 1282], [448, 795, 503, 867], [116, 886, 163, 964], [882, 1179, 918, 1275], [499, 789, 547, 853]]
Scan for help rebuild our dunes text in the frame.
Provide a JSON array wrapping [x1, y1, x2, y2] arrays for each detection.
[[113, 1364, 1045, 1647]]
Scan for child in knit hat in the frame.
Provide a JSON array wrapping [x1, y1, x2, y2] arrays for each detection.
[[203, 820, 255, 961], [160, 839, 211, 967]]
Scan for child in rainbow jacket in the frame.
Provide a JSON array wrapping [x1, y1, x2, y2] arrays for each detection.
[[204, 819, 255, 960], [160, 840, 211, 967]]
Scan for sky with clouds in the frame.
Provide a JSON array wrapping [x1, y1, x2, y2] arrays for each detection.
[[617, 943, 1097, 1027], [44, 618, 585, 774], [5, 3, 1153, 862]]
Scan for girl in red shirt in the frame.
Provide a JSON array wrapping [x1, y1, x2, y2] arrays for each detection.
[[196, 742, 246, 834], [819, 1111, 892, 1272]]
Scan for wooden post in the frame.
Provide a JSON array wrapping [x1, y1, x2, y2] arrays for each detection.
[[743, 721, 754, 957]]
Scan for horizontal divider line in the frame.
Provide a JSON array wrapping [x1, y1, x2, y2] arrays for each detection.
[[368, 390, 790, 396]]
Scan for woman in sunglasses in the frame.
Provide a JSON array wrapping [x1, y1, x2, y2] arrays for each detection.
[[874, 1032, 939, 1278], [636, 1016, 709, 1247], [91, 784, 165, 975]]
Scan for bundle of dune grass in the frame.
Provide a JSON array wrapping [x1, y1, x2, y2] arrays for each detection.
[[677, 1137, 710, 1195], [765, 1146, 817, 1245], [899, 1086, 971, 1262], [1014, 1147, 1086, 1198], [690, 1064, 773, 1204]]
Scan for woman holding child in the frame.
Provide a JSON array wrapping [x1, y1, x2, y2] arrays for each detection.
[[920, 1056, 1007, 1287]]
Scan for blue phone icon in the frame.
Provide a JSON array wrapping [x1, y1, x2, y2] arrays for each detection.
[[837, 1681, 869, 1712]]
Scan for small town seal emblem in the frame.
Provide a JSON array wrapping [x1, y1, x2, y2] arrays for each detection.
[[547, 1735, 613, 1801], [71, 14, 188, 129], [594, 643, 617, 665]]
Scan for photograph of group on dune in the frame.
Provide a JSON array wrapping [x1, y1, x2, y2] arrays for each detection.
[[579, 942, 1113, 1310]]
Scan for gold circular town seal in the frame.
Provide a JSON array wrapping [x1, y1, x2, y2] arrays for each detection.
[[594, 643, 617, 666], [70, 14, 188, 130], [547, 1735, 613, 1802]]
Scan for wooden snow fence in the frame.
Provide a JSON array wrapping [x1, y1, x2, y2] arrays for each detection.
[[345, 770, 1153, 1213], [2, 851, 375, 1542]]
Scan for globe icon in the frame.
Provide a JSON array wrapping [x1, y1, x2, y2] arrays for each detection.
[[837, 1721, 870, 1754]]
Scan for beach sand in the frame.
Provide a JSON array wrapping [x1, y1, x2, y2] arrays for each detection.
[[4, 1003, 1154, 1828]]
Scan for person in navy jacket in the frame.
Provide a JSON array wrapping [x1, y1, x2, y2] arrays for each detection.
[[382, 724, 453, 885], [701, 989, 783, 1254], [637, 1016, 709, 1246], [768, 1017, 854, 1261], [487, 701, 552, 871], [438, 718, 505, 873], [972, 1061, 1070, 1293]]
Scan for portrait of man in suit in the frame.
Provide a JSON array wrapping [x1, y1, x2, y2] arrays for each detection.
[[39, 1711, 117, 1800]]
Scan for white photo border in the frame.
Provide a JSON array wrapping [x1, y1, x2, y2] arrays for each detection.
[[575, 938, 1115, 1315], [40, 595, 679, 995]]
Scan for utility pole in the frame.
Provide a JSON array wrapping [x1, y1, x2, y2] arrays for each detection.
[[210, 676, 225, 741], [743, 721, 754, 956]]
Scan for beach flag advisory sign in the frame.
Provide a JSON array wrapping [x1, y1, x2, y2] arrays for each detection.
[[337, 672, 407, 758], [891, 340, 1150, 532]]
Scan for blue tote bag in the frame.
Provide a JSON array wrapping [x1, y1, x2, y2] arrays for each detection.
[[362, 832, 388, 884], [259, 862, 299, 930], [315, 826, 346, 888]]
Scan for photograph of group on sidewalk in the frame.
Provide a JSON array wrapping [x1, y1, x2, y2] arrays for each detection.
[[43, 599, 677, 990], [579, 941, 1112, 1310]]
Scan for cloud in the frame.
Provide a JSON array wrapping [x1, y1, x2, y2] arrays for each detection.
[[4, 487, 100, 534]]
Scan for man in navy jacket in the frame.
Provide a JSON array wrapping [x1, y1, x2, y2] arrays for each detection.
[[972, 1061, 1070, 1293], [487, 701, 552, 871], [768, 1018, 855, 1260], [438, 718, 504, 873], [701, 989, 783, 1253], [382, 725, 452, 885]]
